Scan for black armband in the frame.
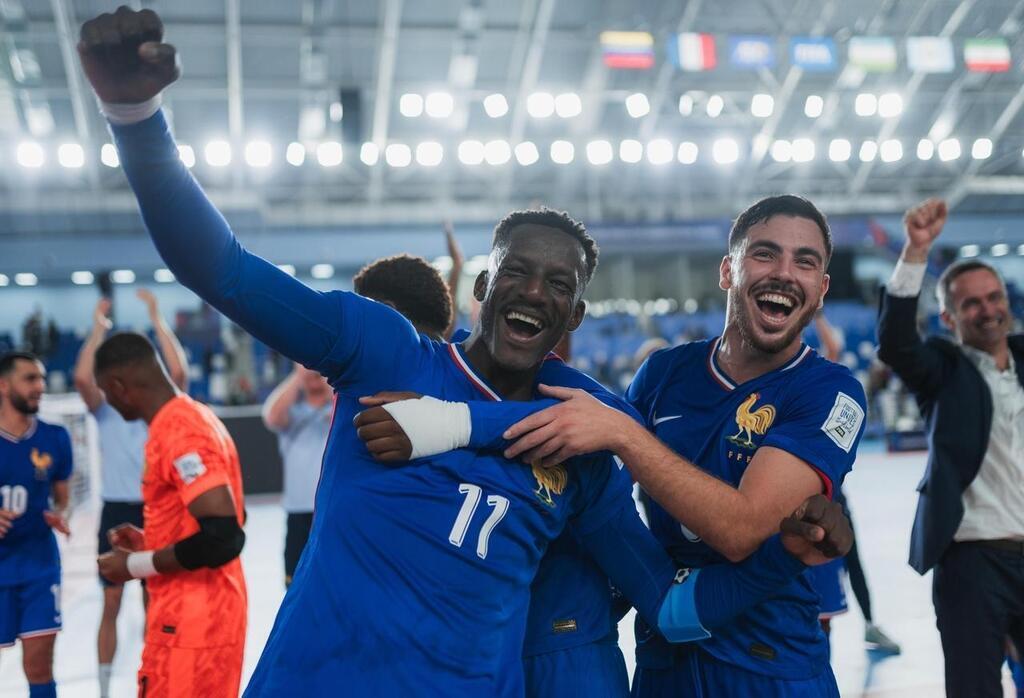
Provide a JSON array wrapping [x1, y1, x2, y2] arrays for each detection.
[[174, 515, 245, 570]]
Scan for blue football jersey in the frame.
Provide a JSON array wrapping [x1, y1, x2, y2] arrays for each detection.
[[626, 337, 866, 680], [0, 419, 73, 586], [244, 295, 632, 697]]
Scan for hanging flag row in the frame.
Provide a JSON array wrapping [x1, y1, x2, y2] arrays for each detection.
[[601, 31, 1013, 74]]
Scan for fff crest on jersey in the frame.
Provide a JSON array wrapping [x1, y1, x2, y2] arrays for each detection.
[[532, 462, 567, 508], [30, 448, 52, 480], [726, 392, 776, 449]]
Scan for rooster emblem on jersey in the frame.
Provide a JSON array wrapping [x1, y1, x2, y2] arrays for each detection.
[[726, 393, 776, 449], [532, 462, 568, 508], [31, 448, 53, 480]]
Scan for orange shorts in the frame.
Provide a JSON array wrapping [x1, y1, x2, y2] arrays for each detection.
[[138, 642, 244, 698]]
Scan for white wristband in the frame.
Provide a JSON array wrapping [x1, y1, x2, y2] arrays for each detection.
[[126, 550, 159, 578], [99, 94, 162, 125], [381, 396, 472, 459]]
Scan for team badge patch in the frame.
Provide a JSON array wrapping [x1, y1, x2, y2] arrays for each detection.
[[726, 392, 776, 449], [820, 392, 864, 453], [173, 452, 207, 485], [31, 448, 52, 480], [532, 462, 567, 508]]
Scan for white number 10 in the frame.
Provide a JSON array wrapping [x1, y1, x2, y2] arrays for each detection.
[[448, 483, 510, 560]]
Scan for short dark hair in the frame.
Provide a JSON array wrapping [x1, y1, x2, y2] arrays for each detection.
[[353, 254, 453, 337], [94, 332, 158, 376], [0, 351, 41, 377], [492, 208, 598, 285], [729, 195, 832, 262], [936, 259, 1005, 311]]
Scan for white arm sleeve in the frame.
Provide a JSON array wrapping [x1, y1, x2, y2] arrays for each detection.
[[381, 397, 472, 459], [886, 260, 927, 298]]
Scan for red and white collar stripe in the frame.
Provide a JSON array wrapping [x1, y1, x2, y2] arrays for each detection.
[[448, 344, 501, 401], [707, 337, 812, 391]]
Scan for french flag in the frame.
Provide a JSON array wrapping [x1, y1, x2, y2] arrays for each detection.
[[668, 32, 716, 71]]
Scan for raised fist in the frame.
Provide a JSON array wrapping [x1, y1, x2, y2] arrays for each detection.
[[903, 198, 948, 252], [77, 6, 179, 104], [93, 298, 112, 331]]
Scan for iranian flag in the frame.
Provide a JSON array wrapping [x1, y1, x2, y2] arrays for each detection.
[[964, 38, 1011, 72], [670, 32, 717, 71]]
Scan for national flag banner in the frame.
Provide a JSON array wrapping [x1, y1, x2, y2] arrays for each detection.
[[848, 36, 898, 72], [668, 32, 717, 71], [790, 37, 837, 71], [600, 31, 655, 70], [906, 36, 955, 73], [729, 35, 775, 69], [963, 37, 1011, 72]]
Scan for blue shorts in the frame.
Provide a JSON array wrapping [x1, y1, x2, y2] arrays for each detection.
[[631, 649, 839, 698], [805, 558, 848, 619], [524, 639, 629, 698], [0, 571, 62, 647]]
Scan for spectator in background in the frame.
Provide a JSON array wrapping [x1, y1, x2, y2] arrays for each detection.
[[72, 291, 188, 698], [21, 307, 59, 362], [878, 198, 1024, 697], [261, 365, 332, 587], [443, 220, 464, 340]]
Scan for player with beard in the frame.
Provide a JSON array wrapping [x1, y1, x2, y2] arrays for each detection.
[[0, 353, 73, 698], [372, 196, 866, 696]]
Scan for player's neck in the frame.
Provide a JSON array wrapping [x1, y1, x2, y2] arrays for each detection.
[[461, 335, 540, 401], [0, 405, 33, 438], [716, 327, 804, 384], [140, 385, 181, 425]]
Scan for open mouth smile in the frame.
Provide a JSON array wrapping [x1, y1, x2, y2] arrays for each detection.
[[753, 291, 799, 328], [502, 309, 546, 343]]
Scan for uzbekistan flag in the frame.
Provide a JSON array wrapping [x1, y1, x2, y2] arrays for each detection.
[[964, 38, 1011, 72], [600, 31, 655, 69], [668, 32, 717, 71]]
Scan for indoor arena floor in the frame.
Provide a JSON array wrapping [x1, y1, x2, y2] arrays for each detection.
[[0, 445, 1016, 697]]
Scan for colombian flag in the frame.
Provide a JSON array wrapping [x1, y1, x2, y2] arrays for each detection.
[[600, 31, 655, 70]]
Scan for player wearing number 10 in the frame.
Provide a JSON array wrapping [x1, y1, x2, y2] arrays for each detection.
[[0, 352, 73, 698]]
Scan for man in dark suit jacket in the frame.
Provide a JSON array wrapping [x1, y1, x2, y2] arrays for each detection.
[[877, 198, 1024, 698]]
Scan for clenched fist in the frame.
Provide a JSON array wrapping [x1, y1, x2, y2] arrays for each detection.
[[902, 198, 948, 262], [77, 6, 179, 104]]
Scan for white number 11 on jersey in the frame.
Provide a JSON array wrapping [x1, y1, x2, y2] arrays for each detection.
[[448, 483, 510, 560]]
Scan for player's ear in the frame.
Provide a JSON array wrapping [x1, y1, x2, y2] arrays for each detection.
[[940, 308, 955, 332], [719, 254, 733, 291], [473, 271, 488, 302], [817, 273, 830, 309], [567, 300, 585, 332]]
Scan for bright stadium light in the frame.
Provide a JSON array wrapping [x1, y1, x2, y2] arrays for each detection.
[[555, 92, 582, 118], [804, 95, 824, 118], [177, 144, 196, 168], [58, 143, 85, 168], [878, 92, 903, 118], [400, 93, 424, 117], [317, 141, 343, 167], [712, 138, 738, 164], [483, 93, 509, 118], [771, 139, 793, 163], [859, 140, 878, 162], [286, 142, 305, 166], [514, 141, 539, 165], [586, 140, 613, 165], [625, 93, 650, 118], [960, 244, 979, 257], [751, 93, 774, 118], [992, 243, 1010, 257], [100, 143, 119, 168], [424, 92, 454, 118], [154, 268, 175, 283], [360, 142, 379, 166], [678, 94, 694, 116], [791, 138, 815, 162], [311, 263, 335, 279], [828, 138, 851, 162], [415, 141, 444, 167], [15, 273, 37, 286], [0, 274, 8, 286], [245, 140, 273, 168], [855, 93, 878, 117], [204, 140, 232, 167], [71, 271, 94, 285], [938, 138, 961, 161], [917, 139, 935, 160], [972, 138, 993, 160], [706, 94, 724, 118], [879, 139, 903, 162], [458, 140, 485, 165], [527, 92, 555, 118], [277, 264, 296, 276], [619, 139, 643, 163], [646, 139, 674, 165], [16, 141, 44, 168], [111, 269, 135, 284], [385, 143, 412, 167], [677, 141, 698, 164], [484, 139, 512, 165], [550, 140, 575, 164]]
